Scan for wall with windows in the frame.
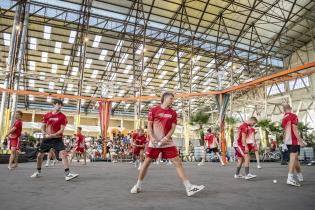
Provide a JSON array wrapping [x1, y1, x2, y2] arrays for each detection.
[[230, 40, 315, 129]]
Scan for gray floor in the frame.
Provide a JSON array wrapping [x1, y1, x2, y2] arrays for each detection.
[[0, 161, 314, 210]]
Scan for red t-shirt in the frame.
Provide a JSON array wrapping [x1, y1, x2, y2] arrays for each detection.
[[237, 122, 249, 146], [76, 133, 85, 148], [246, 127, 255, 144], [43, 111, 67, 137], [132, 133, 147, 146], [282, 112, 298, 145], [9, 119, 23, 140], [204, 133, 217, 148], [271, 140, 277, 149], [148, 105, 177, 148]]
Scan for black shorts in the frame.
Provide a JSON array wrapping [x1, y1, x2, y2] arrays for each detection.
[[38, 138, 66, 153], [206, 147, 218, 153], [287, 145, 300, 154]]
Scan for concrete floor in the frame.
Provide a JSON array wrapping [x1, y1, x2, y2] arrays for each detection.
[[0, 161, 314, 210]]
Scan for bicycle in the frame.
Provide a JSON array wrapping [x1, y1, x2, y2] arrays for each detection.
[[262, 148, 281, 162]]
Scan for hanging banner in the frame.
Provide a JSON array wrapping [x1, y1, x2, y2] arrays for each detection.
[[215, 94, 230, 164], [99, 101, 111, 159]]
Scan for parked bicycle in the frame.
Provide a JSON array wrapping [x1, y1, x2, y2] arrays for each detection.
[[262, 148, 281, 162]]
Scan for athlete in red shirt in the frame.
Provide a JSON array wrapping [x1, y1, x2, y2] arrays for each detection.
[[130, 92, 204, 196], [234, 117, 258, 180], [6, 111, 23, 170], [70, 127, 87, 165], [131, 128, 147, 170], [282, 104, 305, 187], [198, 128, 224, 166], [30, 99, 78, 181]]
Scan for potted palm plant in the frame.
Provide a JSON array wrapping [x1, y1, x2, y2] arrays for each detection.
[[225, 116, 237, 148], [257, 119, 272, 149], [298, 122, 315, 149], [190, 110, 209, 146]]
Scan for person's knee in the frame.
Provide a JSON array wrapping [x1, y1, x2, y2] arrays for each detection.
[[171, 157, 182, 166], [60, 151, 67, 159]]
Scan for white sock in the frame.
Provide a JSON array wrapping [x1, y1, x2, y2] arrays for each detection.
[[288, 173, 294, 179], [218, 156, 223, 164], [136, 180, 142, 188], [183, 180, 192, 190], [256, 159, 260, 165]]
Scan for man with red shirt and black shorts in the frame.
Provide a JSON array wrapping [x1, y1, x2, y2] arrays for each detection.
[[130, 92, 204, 196], [70, 127, 87, 165], [234, 117, 258, 180], [198, 128, 224, 166], [6, 111, 23, 170], [131, 128, 147, 170], [30, 99, 78, 181], [282, 104, 305, 187]]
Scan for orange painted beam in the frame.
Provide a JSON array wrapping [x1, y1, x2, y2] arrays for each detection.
[[221, 61, 315, 94], [0, 61, 314, 102]]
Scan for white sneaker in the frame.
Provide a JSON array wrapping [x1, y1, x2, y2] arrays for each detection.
[[8, 166, 13, 171], [65, 172, 79, 181], [297, 173, 303, 182], [51, 160, 56, 166], [45, 162, 50, 167], [245, 173, 257, 180], [167, 161, 173, 166], [186, 185, 205, 197], [257, 165, 262, 169], [30, 171, 41, 178], [287, 178, 301, 187], [198, 162, 204, 166], [130, 185, 141, 194], [234, 174, 244, 179]]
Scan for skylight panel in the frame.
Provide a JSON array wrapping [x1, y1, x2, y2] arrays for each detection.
[[124, 65, 132, 74], [28, 79, 35, 87], [91, 70, 98, 78], [3, 33, 10, 46], [41, 52, 48, 62], [99, 50, 107, 60], [64, 55, 70, 65], [43, 25, 52, 39], [157, 60, 166, 70], [92, 35, 102, 48], [154, 48, 165, 59], [29, 37, 37, 50], [85, 59, 92, 68], [54, 42, 62, 53], [67, 83, 73, 91], [51, 64, 58, 74], [69, 30, 77, 43], [49, 82, 54, 90], [71, 67, 78, 76], [119, 53, 128, 64], [172, 51, 185, 62], [29, 61, 35, 71], [114, 40, 124, 52]]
